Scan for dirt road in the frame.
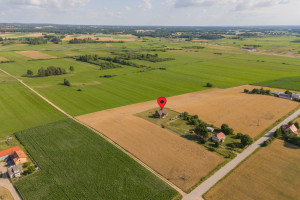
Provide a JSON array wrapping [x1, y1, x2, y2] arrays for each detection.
[[0, 174, 21, 200]]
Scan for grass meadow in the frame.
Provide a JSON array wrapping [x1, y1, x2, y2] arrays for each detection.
[[15, 119, 178, 200], [0, 70, 66, 138], [255, 76, 300, 91], [1, 40, 300, 116]]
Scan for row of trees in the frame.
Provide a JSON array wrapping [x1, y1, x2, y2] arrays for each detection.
[[244, 88, 271, 95], [27, 66, 74, 77], [76, 55, 123, 70], [113, 52, 175, 62]]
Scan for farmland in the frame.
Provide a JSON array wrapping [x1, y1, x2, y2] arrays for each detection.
[[0, 70, 66, 138], [14, 119, 178, 200], [204, 139, 300, 200], [16, 50, 57, 59], [0, 187, 13, 200], [0, 36, 300, 116], [255, 76, 300, 92], [76, 97, 225, 192]]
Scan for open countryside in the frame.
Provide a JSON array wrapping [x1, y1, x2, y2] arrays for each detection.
[[0, 5, 300, 199]]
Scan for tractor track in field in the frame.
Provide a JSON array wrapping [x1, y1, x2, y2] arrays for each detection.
[[0, 68, 186, 198]]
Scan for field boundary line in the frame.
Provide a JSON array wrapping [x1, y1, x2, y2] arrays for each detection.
[[0, 68, 186, 197]]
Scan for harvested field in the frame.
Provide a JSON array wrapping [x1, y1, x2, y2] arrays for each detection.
[[76, 97, 224, 192], [205, 140, 300, 200], [169, 85, 299, 138], [0, 56, 8, 62], [15, 51, 57, 59], [0, 187, 13, 200], [62, 34, 136, 42]]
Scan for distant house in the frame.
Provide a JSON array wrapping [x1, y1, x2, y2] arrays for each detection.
[[11, 150, 27, 165], [283, 124, 298, 135], [0, 146, 21, 162], [7, 164, 23, 178], [212, 132, 226, 143], [206, 127, 214, 132], [278, 93, 292, 100], [155, 109, 168, 119], [271, 91, 282, 96], [292, 93, 300, 101]]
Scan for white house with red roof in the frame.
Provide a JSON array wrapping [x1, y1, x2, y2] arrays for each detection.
[[212, 132, 226, 143], [283, 124, 298, 135]]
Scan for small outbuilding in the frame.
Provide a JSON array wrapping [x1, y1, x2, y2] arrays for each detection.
[[155, 109, 168, 119], [212, 132, 226, 143], [206, 127, 214, 132], [283, 124, 298, 135]]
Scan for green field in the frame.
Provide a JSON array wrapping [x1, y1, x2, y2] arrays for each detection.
[[15, 119, 178, 200], [1, 39, 300, 117], [255, 76, 300, 91], [0, 70, 66, 138]]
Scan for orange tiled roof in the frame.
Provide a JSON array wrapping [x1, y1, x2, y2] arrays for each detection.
[[0, 146, 20, 158], [14, 150, 27, 158]]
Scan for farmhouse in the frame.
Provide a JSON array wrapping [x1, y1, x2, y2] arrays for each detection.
[[283, 124, 298, 134], [11, 150, 27, 165], [292, 93, 300, 101], [212, 132, 226, 143], [0, 146, 21, 161], [278, 93, 292, 100], [7, 164, 23, 178], [155, 109, 168, 118]]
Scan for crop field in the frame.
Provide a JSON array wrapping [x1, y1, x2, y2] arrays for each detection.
[[0, 187, 13, 200], [14, 119, 178, 200], [0, 38, 300, 116], [168, 85, 299, 138], [0, 56, 8, 61], [255, 76, 300, 91], [205, 139, 300, 200], [76, 96, 224, 192], [0, 70, 66, 138], [15, 50, 58, 59]]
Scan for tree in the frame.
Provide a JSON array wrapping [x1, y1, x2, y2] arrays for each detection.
[[221, 124, 229, 130], [214, 141, 220, 148], [244, 89, 249, 93], [295, 122, 300, 129], [195, 124, 209, 140], [288, 121, 293, 125], [27, 69, 33, 76], [182, 112, 189, 120], [70, 66, 75, 71], [27, 166, 35, 174], [223, 127, 234, 135], [206, 82, 213, 87], [274, 128, 282, 138], [38, 67, 45, 77], [63, 79, 71, 87], [241, 134, 253, 147], [236, 132, 243, 139]]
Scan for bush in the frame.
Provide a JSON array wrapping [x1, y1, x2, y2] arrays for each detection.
[[262, 137, 275, 147], [214, 141, 220, 148], [63, 79, 71, 87], [236, 132, 243, 139], [241, 134, 253, 147], [70, 66, 75, 71], [27, 69, 33, 76], [244, 89, 249, 93], [206, 82, 213, 87], [295, 122, 300, 129]]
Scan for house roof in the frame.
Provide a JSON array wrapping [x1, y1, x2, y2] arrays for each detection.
[[12, 164, 23, 173], [285, 124, 298, 134], [156, 109, 168, 115], [13, 151, 27, 158], [0, 146, 20, 158], [216, 132, 226, 140]]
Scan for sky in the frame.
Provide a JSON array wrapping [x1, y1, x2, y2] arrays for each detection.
[[0, 0, 299, 26]]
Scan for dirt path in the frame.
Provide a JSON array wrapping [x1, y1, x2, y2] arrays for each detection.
[[0, 68, 186, 197], [183, 107, 300, 200], [0, 174, 21, 200]]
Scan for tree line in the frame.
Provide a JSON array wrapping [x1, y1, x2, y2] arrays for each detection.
[[111, 52, 175, 62], [26, 66, 74, 77]]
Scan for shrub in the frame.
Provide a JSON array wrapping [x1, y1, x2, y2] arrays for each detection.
[[295, 122, 300, 129], [241, 134, 253, 147], [63, 79, 71, 87], [244, 89, 249, 93], [27, 69, 33, 76], [206, 82, 213, 87], [214, 141, 220, 148]]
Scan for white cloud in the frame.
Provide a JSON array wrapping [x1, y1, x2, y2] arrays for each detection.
[[125, 5, 131, 11], [138, 0, 152, 10], [4, 0, 90, 9], [164, 0, 292, 10]]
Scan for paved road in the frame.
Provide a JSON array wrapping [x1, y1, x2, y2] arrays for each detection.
[[0, 174, 22, 200], [184, 107, 300, 200], [0, 68, 186, 197]]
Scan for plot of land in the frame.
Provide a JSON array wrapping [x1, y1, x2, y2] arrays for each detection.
[[205, 139, 300, 200], [0, 56, 8, 62], [76, 98, 224, 192], [0, 186, 13, 200], [16, 51, 57, 59], [15, 119, 178, 200], [169, 85, 299, 138]]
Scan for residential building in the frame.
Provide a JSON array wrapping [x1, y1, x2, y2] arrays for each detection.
[[7, 164, 24, 178], [212, 132, 226, 143], [0, 146, 21, 161], [12, 150, 27, 165], [155, 109, 168, 119], [283, 124, 298, 135]]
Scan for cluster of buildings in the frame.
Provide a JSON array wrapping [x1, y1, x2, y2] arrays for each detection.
[[0, 146, 27, 178], [271, 91, 300, 101], [283, 124, 298, 135]]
